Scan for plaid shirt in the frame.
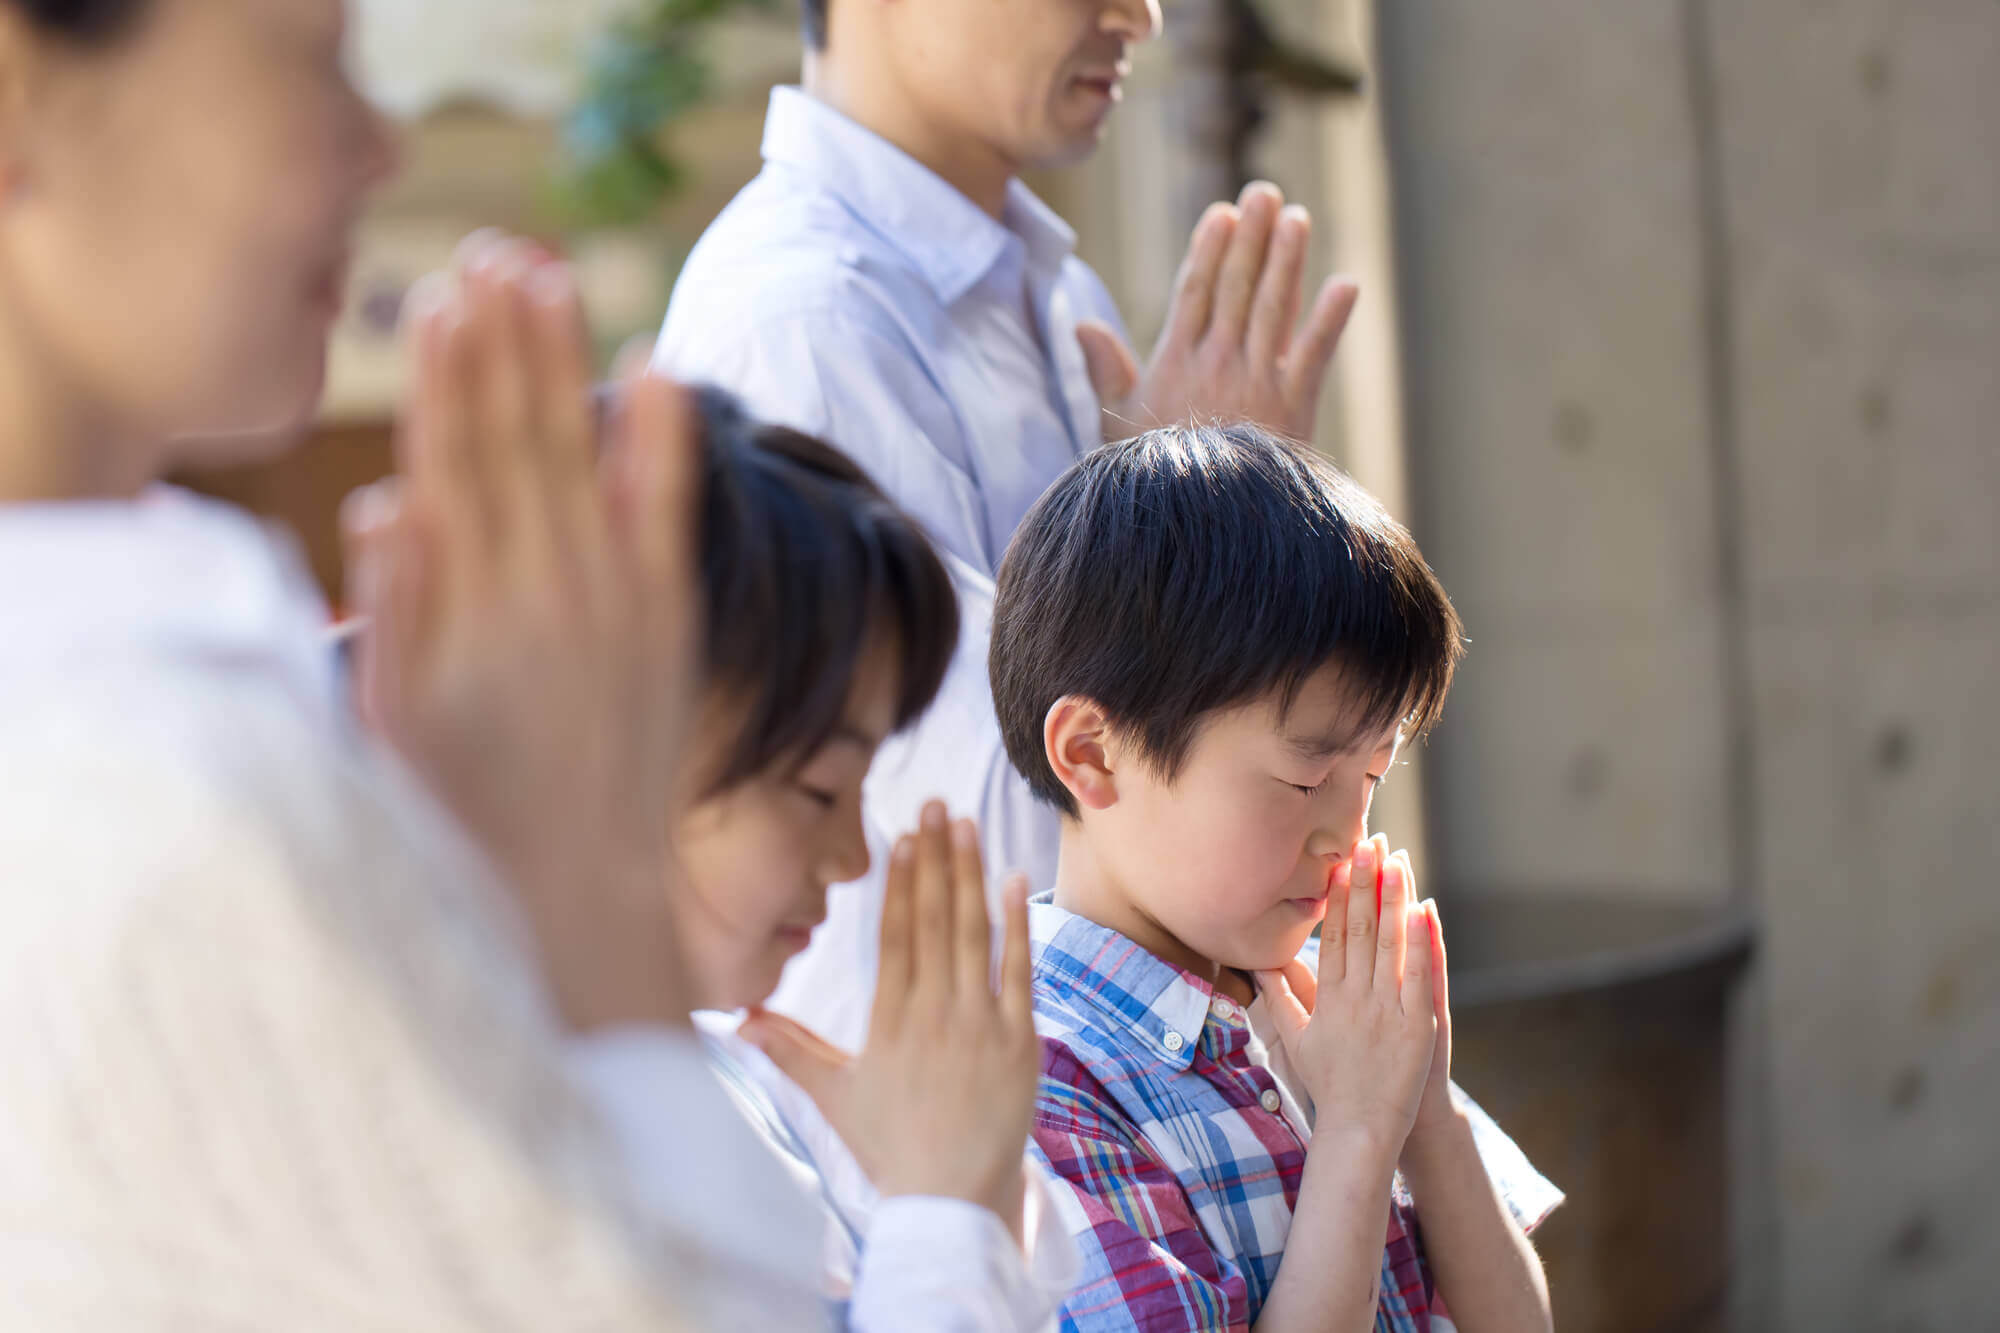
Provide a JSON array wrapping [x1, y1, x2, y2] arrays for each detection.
[[1026, 898, 1562, 1332]]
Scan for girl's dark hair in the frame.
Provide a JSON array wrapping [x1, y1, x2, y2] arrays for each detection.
[[9, 0, 147, 41], [693, 385, 958, 795]]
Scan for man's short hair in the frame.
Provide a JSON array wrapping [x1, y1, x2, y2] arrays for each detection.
[[694, 385, 957, 793], [990, 423, 1463, 816]]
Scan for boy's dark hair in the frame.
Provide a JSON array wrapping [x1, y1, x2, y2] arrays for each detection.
[[990, 423, 1463, 816], [694, 385, 957, 794], [800, 0, 828, 50]]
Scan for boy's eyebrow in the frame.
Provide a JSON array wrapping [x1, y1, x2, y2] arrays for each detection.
[[1282, 718, 1399, 763], [1282, 725, 1363, 763]]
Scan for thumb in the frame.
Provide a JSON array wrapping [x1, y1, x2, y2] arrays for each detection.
[[1252, 967, 1311, 1044], [739, 1008, 854, 1112], [1076, 318, 1140, 408]]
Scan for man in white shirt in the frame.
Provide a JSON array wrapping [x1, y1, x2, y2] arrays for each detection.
[[655, 0, 1358, 1047]]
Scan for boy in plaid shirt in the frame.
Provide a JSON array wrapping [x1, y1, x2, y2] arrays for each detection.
[[988, 425, 1562, 1332]]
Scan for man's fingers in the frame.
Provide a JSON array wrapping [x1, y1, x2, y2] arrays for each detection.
[[1343, 839, 1379, 988], [1209, 181, 1283, 347], [910, 802, 956, 1005], [1281, 276, 1359, 426], [739, 1009, 853, 1118], [871, 835, 917, 1037], [1246, 204, 1310, 371], [1076, 319, 1141, 429], [997, 872, 1035, 1035], [950, 819, 995, 1002], [1159, 201, 1237, 351], [1377, 844, 1412, 999]]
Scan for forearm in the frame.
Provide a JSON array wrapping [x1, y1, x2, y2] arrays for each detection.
[[1252, 1127, 1402, 1333], [1399, 1110, 1551, 1333]]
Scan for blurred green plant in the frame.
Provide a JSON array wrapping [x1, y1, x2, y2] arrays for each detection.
[[554, 0, 783, 228]]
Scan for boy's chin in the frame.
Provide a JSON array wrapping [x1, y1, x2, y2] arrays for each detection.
[[1209, 921, 1320, 976]]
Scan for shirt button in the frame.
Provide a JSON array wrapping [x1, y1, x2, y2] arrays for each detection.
[[1162, 1031, 1185, 1053], [1210, 997, 1235, 1020], [1260, 1089, 1283, 1114]]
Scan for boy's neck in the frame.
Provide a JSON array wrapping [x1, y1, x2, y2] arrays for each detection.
[[1052, 820, 1256, 1004]]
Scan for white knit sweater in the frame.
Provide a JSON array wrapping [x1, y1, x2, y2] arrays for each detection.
[[0, 493, 823, 1330]]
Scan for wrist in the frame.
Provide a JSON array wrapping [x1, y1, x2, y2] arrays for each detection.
[[1398, 1104, 1475, 1185]]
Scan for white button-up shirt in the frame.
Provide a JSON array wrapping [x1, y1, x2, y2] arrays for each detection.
[[656, 87, 1126, 1048]]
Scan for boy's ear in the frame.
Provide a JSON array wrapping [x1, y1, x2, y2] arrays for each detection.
[[1044, 695, 1119, 812]]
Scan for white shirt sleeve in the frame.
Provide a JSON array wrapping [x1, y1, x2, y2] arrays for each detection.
[[707, 1024, 1080, 1332]]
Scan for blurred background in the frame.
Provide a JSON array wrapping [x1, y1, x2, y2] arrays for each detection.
[[181, 1, 1998, 1328]]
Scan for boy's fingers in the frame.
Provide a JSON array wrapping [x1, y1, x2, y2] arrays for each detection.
[[1377, 847, 1412, 998], [1279, 954, 1318, 1016], [1252, 968, 1311, 1040], [1246, 204, 1310, 368], [997, 873, 1035, 1034], [1343, 840, 1379, 987], [1426, 899, 1450, 1023], [1401, 900, 1435, 1019], [1160, 201, 1237, 350], [870, 836, 917, 1037], [910, 802, 956, 1005], [950, 820, 995, 1003], [1321, 859, 1351, 984]]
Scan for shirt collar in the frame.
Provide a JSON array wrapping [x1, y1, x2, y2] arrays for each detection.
[[759, 86, 1077, 305], [1028, 895, 1217, 1071], [0, 486, 342, 715]]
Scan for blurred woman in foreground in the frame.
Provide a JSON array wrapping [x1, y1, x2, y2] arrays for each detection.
[[0, 0, 782, 1324]]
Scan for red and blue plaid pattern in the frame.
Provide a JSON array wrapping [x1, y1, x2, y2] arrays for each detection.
[[1025, 899, 1560, 1333]]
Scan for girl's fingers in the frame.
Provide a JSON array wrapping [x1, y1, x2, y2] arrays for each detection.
[[909, 802, 956, 1006], [950, 820, 995, 1003], [869, 836, 917, 1038], [1376, 846, 1413, 999], [1343, 840, 1379, 988], [997, 873, 1034, 1035]]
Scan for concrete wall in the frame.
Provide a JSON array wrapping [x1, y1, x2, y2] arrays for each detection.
[[1373, 0, 1999, 1326]]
